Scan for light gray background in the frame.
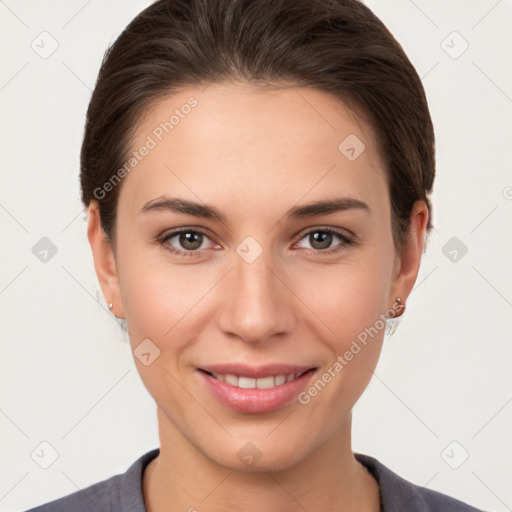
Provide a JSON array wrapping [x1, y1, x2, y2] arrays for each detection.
[[1, 1, 511, 511]]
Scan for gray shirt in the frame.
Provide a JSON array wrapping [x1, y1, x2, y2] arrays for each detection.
[[24, 449, 484, 511]]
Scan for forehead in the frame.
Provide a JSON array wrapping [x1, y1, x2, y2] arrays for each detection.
[[119, 82, 388, 217]]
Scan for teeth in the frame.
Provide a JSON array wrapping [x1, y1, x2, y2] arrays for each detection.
[[275, 375, 286, 386], [210, 372, 300, 389], [224, 374, 238, 386], [238, 377, 256, 389], [256, 376, 275, 389]]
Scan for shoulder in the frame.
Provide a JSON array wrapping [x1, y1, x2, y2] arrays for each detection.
[[354, 453, 485, 512], [23, 448, 159, 512]]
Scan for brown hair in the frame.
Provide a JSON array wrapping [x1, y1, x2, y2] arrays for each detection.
[[80, 0, 435, 252]]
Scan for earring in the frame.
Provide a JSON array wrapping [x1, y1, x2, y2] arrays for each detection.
[[394, 296, 406, 317], [108, 301, 119, 319], [387, 297, 405, 319]]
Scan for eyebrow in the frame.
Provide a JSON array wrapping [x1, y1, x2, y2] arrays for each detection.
[[139, 195, 371, 222]]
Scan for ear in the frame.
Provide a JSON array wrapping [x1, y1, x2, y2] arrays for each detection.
[[389, 199, 430, 315], [87, 200, 125, 318]]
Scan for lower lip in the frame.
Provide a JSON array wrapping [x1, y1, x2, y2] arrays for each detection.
[[198, 369, 316, 413]]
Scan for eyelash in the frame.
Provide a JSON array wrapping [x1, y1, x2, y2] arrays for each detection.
[[157, 227, 355, 258]]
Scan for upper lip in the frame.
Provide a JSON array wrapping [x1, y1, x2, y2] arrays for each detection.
[[198, 364, 316, 379]]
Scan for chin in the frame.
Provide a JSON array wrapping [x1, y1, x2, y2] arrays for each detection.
[[199, 430, 322, 474]]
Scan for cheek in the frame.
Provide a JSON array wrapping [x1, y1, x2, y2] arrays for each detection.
[[288, 246, 392, 393], [118, 254, 214, 410], [292, 262, 390, 433], [307, 265, 387, 372], [122, 265, 204, 340], [290, 254, 392, 343], [117, 239, 219, 362]]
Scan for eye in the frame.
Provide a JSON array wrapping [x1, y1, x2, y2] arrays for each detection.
[[158, 228, 217, 257], [157, 226, 355, 258], [295, 227, 354, 254]]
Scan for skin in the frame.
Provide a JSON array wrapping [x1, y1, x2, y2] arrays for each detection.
[[87, 82, 428, 512]]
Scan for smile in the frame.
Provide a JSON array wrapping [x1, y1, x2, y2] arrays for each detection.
[[197, 365, 318, 413]]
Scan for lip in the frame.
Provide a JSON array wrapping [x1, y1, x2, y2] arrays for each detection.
[[197, 364, 317, 413]]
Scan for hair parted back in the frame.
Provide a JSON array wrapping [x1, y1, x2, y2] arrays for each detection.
[[80, 0, 435, 252]]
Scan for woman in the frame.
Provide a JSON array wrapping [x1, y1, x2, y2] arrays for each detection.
[[26, 0, 484, 510]]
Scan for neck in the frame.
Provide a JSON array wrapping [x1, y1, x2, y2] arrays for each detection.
[[143, 407, 380, 512]]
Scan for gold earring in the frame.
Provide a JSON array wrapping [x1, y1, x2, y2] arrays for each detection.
[[394, 296, 406, 316], [387, 297, 406, 319]]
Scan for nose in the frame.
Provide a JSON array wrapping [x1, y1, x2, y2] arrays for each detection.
[[216, 246, 296, 344]]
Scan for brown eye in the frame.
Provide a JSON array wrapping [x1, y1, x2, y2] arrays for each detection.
[[177, 231, 203, 251], [159, 229, 213, 256], [308, 231, 333, 250], [296, 228, 354, 254]]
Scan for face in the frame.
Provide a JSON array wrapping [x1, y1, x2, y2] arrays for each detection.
[[89, 82, 426, 471]]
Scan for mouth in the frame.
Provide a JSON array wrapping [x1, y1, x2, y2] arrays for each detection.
[[199, 368, 313, 389], [196, 364, 318, 413]]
